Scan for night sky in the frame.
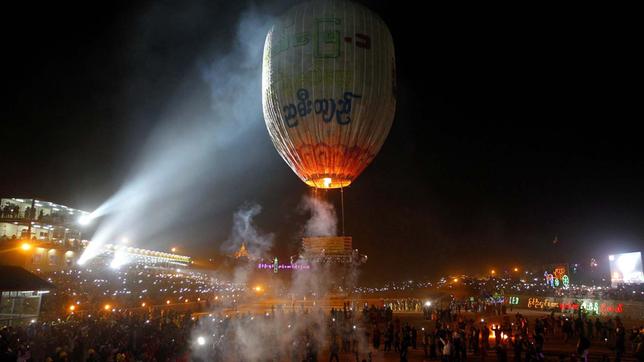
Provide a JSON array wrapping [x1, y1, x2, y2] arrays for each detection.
[[3, 1, 641, 283]]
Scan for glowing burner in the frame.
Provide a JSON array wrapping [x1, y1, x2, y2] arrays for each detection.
[[304, 176, 351, 189]]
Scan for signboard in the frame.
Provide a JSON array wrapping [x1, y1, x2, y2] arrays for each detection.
[[257, 263, 310, 271], [525, 297, 624, 316], [609, 252, 644, 287]]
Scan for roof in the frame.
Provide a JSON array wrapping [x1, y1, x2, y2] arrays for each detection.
[[0, 198, 90, 216], [0, 266, 53, 292], [233, 243, 249, 259]]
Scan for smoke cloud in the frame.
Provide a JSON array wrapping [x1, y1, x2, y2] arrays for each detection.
[[78, 8, 276, 265], [189, 192, 371, 360], [299, 195, 338, 237], [222, 203, 273, 260], [190, 309, 332, 361]]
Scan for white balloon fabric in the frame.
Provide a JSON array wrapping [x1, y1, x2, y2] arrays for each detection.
[[262, 0, 396, 189]]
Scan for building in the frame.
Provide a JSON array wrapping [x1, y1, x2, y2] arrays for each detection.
[[0, 265, 52, 326], [1, 198, 192, 270], [1, 238, 192, 272], [0, 239, 79, 272], [295, 236, 367, 294], [0, 198, 90, 249], [1, 197, 91, 272], [233, 243, 250, 259], [100, 243, 192, 268]]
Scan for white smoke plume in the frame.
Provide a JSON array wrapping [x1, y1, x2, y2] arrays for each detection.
[[300, 195, 338, 237], [191, 192, 374, 360], [220, 202, 273, 285], [190, 309, 331, 361], [77, 7, 277, 265], [222, 203, 273, 260]]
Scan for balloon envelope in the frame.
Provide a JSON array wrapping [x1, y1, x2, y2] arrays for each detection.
[[262, 0, 396, 189]]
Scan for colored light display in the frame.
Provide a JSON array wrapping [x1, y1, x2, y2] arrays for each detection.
[[544, 265, 570, 288], [527, 297, 624, 315], [527, 297, 560, 310], [257, 263, 311, 271]]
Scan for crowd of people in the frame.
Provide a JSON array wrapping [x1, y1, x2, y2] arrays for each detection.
[[355, 276, 644, 302], [2, 299, 644, 361], [408, 310, 644, 362], [1, 260, 643, 361], [0, 304, 376, 361], [1, 310, 195, 361], [36, 267, 239, 318], [464, 277, 644, 303]]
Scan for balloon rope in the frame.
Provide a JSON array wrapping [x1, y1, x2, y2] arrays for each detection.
[[340, 186, 345, 236]]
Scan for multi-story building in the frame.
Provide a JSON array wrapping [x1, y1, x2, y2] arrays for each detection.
[[0, 198, 90, 271], [0, 198, 90, 249], [0, 198, 191, 271]]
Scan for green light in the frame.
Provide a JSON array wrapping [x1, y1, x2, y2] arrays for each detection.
[[562, 275, 569, 288]]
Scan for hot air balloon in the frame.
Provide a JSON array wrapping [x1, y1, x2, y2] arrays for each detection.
[[262, 0, 396, 190]]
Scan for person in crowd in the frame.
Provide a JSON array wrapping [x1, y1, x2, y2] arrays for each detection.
[[384, 322, 393, 352], [440, 334, 453, 362], [411, 325, 417, 349], [512, 334, 523, 362], [430, 327, 438, 359], [577, 333, 591, 362], [372, 325, 381, 350], [329, 335, 340, 362], [586, 318, 594, 339], [615, 322, 626, 362]]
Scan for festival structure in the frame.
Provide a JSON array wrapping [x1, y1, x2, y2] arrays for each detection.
[[262, 0, 394, 282], [299, 236, 366, 264]]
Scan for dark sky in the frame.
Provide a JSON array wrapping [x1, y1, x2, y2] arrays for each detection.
[[3, 1, 641, 283]]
